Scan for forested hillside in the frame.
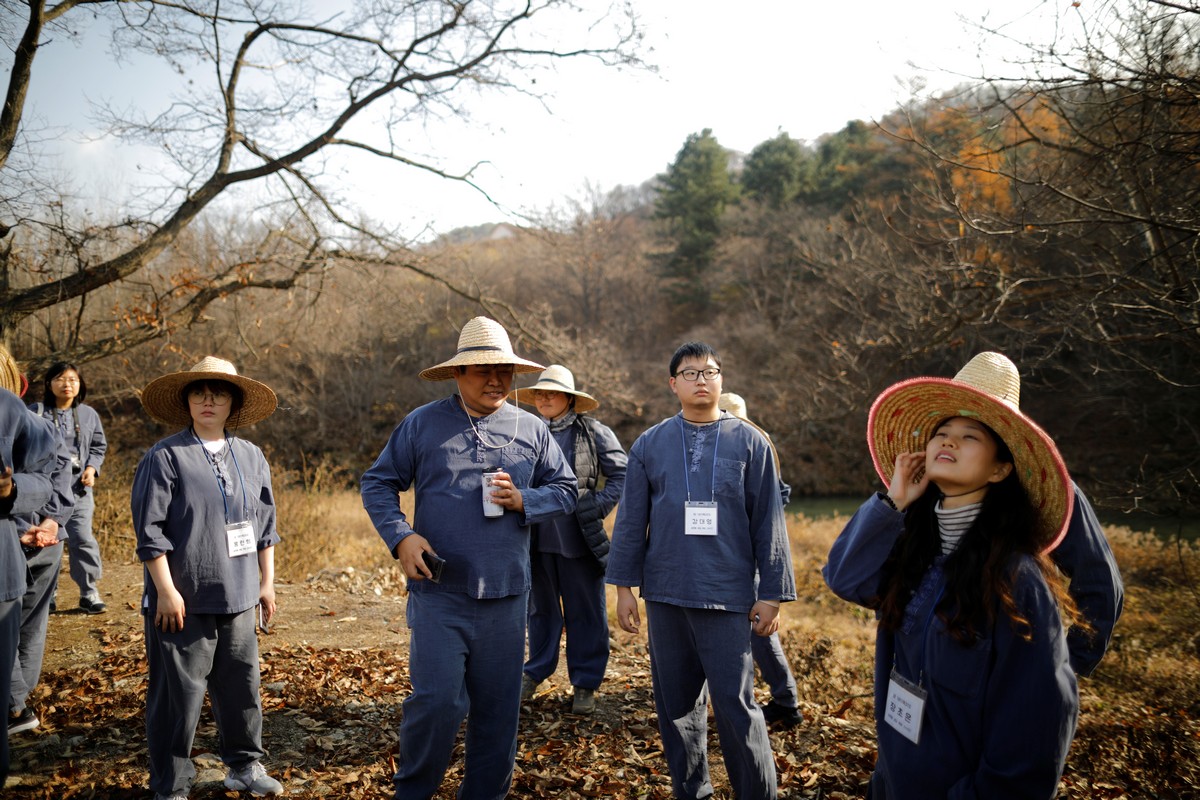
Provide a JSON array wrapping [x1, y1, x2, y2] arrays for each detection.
[[2, 0, 1196, 522]]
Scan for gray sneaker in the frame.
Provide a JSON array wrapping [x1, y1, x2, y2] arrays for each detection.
[[224, 761, 284, 796], [154, 792, 188, 800], [520, 674, 540, 703]]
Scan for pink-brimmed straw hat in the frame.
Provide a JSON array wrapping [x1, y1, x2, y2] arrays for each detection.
[[867, 351, 1073, 552], [419, 317, 545, 382]]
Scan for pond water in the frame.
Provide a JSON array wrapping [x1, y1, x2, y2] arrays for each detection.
[[788, 496, 1200, 542]]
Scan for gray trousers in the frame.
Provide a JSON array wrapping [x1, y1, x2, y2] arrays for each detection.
[[11, 542, 63, 711], [144, 606, 264, 796], [65, 490, 102, 601], [645, 601, 777, 800]]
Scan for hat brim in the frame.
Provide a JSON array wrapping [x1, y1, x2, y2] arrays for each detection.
[[868, 377, 1073, 552], [419, 353, 546, 382], [510, 385, 600, 414], [140, 370, 278, 429]]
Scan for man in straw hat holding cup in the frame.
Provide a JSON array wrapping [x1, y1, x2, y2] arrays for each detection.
[[361, 317, 577, 800], [823, 351, 1090, 798], [132, 356, 284, 799]]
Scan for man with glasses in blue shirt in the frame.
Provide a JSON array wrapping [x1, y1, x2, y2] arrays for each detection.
[[607, 341, 795, 800]]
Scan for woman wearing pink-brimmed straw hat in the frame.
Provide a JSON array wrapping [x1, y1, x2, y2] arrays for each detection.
[[823, 352, 1083, 800]]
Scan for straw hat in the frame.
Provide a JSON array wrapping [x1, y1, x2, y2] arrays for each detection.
[[718, 393, 780, 471], [867, 351, 1073, 551], [510, 365, 599, 414], [140, 356, 277, 429], [419, 317, 545, 382]]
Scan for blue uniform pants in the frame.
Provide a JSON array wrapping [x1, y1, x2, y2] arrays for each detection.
[[751, 631, 798, 708], [11, 542, 63, 711], [395, 591, 526, 800], [144, 606, 264, 796], [524, 550, 609, 690], [0, 598, 19, 785], [645, 601, 777, 800]]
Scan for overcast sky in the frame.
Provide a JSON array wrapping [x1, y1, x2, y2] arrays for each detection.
[[20, 0, 1071, 236]]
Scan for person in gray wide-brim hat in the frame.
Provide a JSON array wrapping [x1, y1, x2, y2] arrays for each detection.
[[510, 364, 599, 413], [509, 364, 626, 715]]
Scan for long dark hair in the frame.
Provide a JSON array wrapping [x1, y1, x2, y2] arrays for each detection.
[[877, 422, 1078, 643], [41, 361, 86, 408]]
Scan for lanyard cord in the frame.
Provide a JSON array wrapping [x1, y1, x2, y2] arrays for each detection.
[[191, 428, 249, 523], [459, 395, 519, 451], [677, 413, 722, 503]]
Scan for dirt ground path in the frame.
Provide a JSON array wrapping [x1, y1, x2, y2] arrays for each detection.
[[41, 559, 409, 669]]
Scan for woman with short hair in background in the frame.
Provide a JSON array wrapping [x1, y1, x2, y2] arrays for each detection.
[[28, 362, 108, 614]]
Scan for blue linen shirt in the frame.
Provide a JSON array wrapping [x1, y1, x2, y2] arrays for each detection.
[[606, 413, 795, 611], [28, 402, 107, 484], [360, 395, 578, 599], [823, 495, 1079, 799], [1053, 483, 1124, 675], [1, 390, 57, 601], [131, 430, 281, 614]]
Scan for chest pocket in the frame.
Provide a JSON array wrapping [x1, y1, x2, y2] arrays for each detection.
[[928, 630, 992, 699], [713, 457, 746, 500], [500, 446, 536, 487]]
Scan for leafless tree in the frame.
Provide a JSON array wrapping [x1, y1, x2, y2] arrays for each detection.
[[0, 0, 643, 375], [880, 0, 1200, 514]]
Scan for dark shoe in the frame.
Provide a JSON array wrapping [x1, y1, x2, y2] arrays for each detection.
[[8, 707, 39, 734], [79, 597, 107, 614], [761, 700, 803, 728], [571, 687, 596, 715], [520, 674, 540, 703]]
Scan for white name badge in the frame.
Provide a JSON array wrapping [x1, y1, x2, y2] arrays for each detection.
[[884, 668, 927, 744], [226, 521, 256, 558], [684, 501, 718, 536]]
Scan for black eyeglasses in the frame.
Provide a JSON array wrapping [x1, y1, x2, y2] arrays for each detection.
[[674, 367, 721, 382]]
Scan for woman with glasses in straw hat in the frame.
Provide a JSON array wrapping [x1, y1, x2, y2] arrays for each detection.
[[0, 344, 58, 785], [823, 352, 1082, 799], [510, 365, 627, 715], [26, 361, 108, 614], [131, 357, 284, 800], [361, 317, 577, 800]]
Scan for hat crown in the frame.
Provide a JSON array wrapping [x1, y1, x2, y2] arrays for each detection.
[[953, 352, 1021, 410], [456, 317, 517, 358], [186, 356, 240, 379], [533, 365, 577, 393]]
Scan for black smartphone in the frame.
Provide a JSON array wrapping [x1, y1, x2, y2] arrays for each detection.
[[421, 551, 445, 583], [257, 602, 269, 634]]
